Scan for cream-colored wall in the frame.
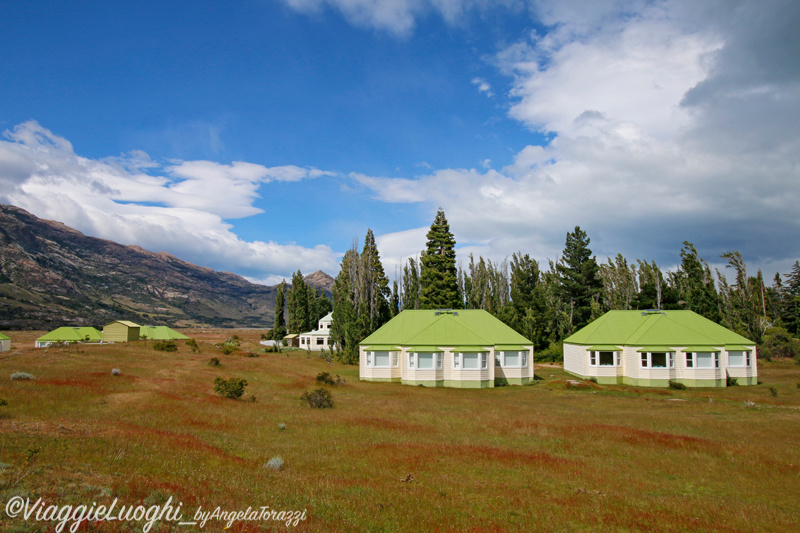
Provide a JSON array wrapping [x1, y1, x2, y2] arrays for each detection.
[[563, 344, 586, 375]]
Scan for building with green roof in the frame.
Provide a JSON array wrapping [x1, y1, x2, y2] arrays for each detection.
[[0, 332, 10, 352], [139, 326, 189, 341], [103, 321, 141, 343], [359, 309, 534, 388], [563, 310, 757, 387], [35, 327, 103, 348]]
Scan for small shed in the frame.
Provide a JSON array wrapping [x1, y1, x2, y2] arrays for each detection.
[[35, 327, 103, 348], [139, 326, 189, 340], [0, 332, 10, 352], [283, 333, 299, 347], [103, 321, 141, 343]]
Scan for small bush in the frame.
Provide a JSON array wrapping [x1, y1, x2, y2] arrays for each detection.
[[208, 357, 221, 367], [0, 398, 7, 407], [187, 338, 200, 353], [264, 456, 284, 471], [301, 388, 334, 409], [111, 368, 121, 376], [153, 340, 178, 352], [220, 344, 235, 355], [534, 342, 563, 363], [726, 373, 739, 387], [315, 371, 345, 386], [246, 352, 260, 358], [668, 380, 687, 390], [277, 423, 286, 430], [10, 372, 36, 381], [213, 377, 249, 399], [769, 386, 778, 397]]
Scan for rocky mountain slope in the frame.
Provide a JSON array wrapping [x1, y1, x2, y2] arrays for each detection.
[[0, 204, 331, 329]]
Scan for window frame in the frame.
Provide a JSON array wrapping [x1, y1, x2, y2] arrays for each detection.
[[589, 351, 619, 367], [409, 352, 441, 370], [640, 352, 674, 369], [498, 350, 529, 369], [686, 352, 719, 369], [727, 350, 751, 368]]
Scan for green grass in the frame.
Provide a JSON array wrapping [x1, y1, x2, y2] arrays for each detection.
[[1, 329, 799, 532]]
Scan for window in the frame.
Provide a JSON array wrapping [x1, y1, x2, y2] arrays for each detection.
[[316, 337, 324, 345], [366, 352, 372, 366], [728, 351, 750, 367], [640, 352, 674, 369], [392, 352, 399, 367], [589, 351, 618, 367], [498, 351, 528, 368], [411, 352, 441, 370], [687, 352, 718, 369], [495, 354, 501, 367], [456, 353, 488, 370], [374, 351, 391, 368]]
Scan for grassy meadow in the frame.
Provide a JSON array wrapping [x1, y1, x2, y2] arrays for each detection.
[[1, 329, 799, 532]]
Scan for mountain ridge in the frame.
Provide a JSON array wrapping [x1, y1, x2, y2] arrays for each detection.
[[0, 204, 333, 329]]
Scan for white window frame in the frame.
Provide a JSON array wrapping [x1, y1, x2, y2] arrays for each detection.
[[499, 351, 529, 368], [371, 351, 393, 369], [410, 352, 441, 370], [686, 352, 718, 369], [727, 351, 750, 368], [589, 351, 619, 367], [455, 352, 487, 370], [640, 352, 674, 369]]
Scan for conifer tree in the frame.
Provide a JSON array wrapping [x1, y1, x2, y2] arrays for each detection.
[[360, 229, 390, 334], [331, 246, 362, 364], [390, 280, 400, 317], [287, 270, 312, 334], [556, 226, 603, 333], [272, 280, 287, 340], [419, 208, 460, 309], [676, 242, 720, 322]]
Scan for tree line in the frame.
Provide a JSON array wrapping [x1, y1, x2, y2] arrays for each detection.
[[287, 208, 800, 363]]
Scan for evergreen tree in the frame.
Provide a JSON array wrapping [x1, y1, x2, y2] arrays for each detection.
[[508, 252, 549, 349], [600, 254, 638, 310], [782, 261, 800, 335], [360, 229, 390, 334], [312, 287, 332, 323], [272, 280, 287, 340], [555, 226, 603, 333], [390, 280, 400, 317], [419, 208, 461, 309]]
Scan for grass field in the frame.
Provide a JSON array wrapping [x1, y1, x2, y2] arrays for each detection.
[[1, 329, 799, 532]]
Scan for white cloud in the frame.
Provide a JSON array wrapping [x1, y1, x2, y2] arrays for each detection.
[[471, 77, 494, 97], [0, 121, 339, 282], [361, 0, 800, 277]]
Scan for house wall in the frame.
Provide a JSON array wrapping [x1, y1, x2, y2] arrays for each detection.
[[359, 347, 402, 382], [0, 339, 10, 352]]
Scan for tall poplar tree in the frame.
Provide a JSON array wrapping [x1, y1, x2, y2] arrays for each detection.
[[287, 270, 313, 334], [272, 280, 287, 340], [402, 257, 421, 310], [331, 246, 362, 364], [676, 242, 720, 322], [419, 208, 461, 309], [360, 229, 390, 334]]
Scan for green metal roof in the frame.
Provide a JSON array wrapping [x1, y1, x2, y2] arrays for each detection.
[[564, 310, 754, 348], [36, 327, 103, 343], [0, 333, 10, 340], [359, 310, 532, 349], [106, 320, 141, 328], [139, 326, 189, 340]]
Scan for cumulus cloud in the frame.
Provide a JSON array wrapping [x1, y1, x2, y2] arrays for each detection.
[[471, 77, 494, 97], [359, 0, 800, 277], [0, 121, 339, 282]]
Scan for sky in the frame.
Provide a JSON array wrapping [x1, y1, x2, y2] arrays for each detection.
[[1, 0, 798, 286]]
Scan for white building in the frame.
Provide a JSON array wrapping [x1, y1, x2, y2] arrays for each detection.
[[299, 312, 333, 350]]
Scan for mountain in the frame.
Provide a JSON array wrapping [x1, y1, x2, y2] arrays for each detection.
[[303, 270, 334, 295], [0, 205, 331, 330]]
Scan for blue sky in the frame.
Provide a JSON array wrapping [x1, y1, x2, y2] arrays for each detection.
[[1, 0, 799, 285]]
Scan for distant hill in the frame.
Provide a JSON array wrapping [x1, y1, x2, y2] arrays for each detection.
[[0, 204, 332, 330]]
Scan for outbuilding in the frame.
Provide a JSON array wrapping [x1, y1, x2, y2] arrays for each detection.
[[139, 326, 189, 340], [359, 309, 534, 388], [103, 321, 141, 343], [563, 310, 757, 387]]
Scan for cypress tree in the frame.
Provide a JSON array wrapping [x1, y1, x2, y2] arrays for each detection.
[[419, 208, 461, 309]]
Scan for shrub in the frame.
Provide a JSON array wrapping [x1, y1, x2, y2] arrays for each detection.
[[220, 344, 235, 355], [726, 374, 739, 387], [758, 326, 800, 361], [668, 380, 687, 390], [0, 398, 7, 407], [769, 386, 778, 397], [208, 357, 221, 367], [277, 423, 286, 430], [316, 371, 345, 386], [301, 388, 334, 409], [187, 338, 200, 353], [246, 352, 260, 358], [153, 340, 177, 352], [213, 377, 249, 399], [534, 342, 563, 363], [10, 372, 36, 381], [111, 368, 121, 376], [264, 456, 284, 471]]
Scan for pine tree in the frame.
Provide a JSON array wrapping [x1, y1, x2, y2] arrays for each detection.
[[272, 280, 287, 340], [782, 261, 800, 335], [555, 226, 603, 333], [331, 246, 362, 364], [390, 280, 400, 317], [419, 208, 461, 309]]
